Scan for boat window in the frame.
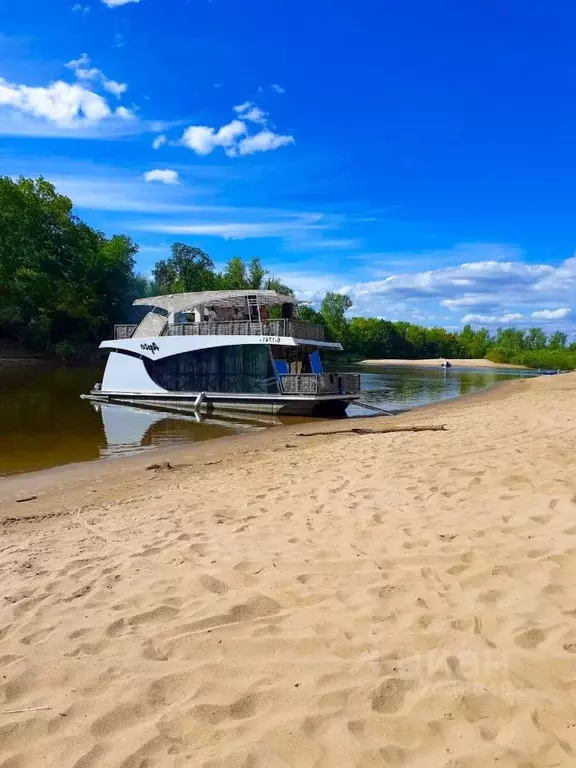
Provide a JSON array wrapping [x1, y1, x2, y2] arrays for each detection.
[[144, 345, 278, 394]]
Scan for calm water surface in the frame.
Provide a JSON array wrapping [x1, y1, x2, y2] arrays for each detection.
[[0, 363, 535, 477]]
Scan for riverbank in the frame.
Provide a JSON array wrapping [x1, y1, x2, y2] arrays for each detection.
[[361, 357, 526, 368], [0, 339, 52, 366], [1, 373, 576, 767]]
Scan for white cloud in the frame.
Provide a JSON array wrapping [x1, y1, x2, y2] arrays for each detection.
[[233, 101, 252, 114], [531, 308, 571, 320], [441, 294, 497, 311], [136, 220, 321, 239], [260, 84, 285, 94], [233, 101, 267, 124], [41, 173, 207, 212], [0, 111, 152, 138], [462, 312, 523, 324], [66, 53, 127, 99], [180, 104, 293, 157], [72, 3, 90, 11], [31, 168, 326, 225], [115, 105, 135, 120], [152, 134, 167, 149], [101, 0, 140, 6], [336, 244, 576, 323], [351, 256, 554, 303], [364, 243, 524, 274], [114, 33, 125, 48], [0, 53, 140, 137], [143, 169, 179, 185], [66, 53, 98, 79], [102, 78, 127, 97], [237, 129, 294, 155], [180, 119, 247, 156], [274, 271, 343, 302], [0, 77, 112, 125]]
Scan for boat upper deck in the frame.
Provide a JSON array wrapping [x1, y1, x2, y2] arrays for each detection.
[[114, 319, 326, 341], [114, 289, 327, 342]]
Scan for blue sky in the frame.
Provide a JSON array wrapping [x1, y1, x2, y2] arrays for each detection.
[[2, 0, 576, 330]]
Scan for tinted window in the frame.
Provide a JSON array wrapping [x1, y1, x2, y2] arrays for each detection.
[[144, 345, 277, 394]]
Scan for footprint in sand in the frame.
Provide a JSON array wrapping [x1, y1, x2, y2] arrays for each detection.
[[371, 677, 415, 713], [199, 575, 229, 594], [514, 628, 546, 648], [127, 605, 179, 626]]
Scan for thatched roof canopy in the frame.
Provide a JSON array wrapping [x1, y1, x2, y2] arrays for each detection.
[[133, 290, 297, 314]]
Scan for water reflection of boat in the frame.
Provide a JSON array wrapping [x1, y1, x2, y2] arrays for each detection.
[[92, 401, 284, 459]]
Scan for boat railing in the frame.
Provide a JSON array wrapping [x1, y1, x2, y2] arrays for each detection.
[[114, 319, 326, 341], [164, 319, 326, 341], [280, 372, 361, 396]]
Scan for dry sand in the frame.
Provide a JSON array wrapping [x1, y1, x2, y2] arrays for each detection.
[[361, 357, 526, 368], [2, 374, 576, 767]]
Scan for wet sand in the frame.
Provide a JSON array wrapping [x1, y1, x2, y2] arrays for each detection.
[[361, 357, 526, 369], [1, 374, 576, 767]]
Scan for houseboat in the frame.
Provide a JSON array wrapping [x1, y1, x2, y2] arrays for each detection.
[[84, 290, 361, 416]]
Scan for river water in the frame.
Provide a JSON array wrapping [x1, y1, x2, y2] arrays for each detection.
[[0, 363, 535, 477]]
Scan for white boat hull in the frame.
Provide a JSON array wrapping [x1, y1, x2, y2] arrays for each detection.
[[85, 390, 359, 417]]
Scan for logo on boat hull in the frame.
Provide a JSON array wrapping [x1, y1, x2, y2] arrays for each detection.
[[140, 342, 159, 354]]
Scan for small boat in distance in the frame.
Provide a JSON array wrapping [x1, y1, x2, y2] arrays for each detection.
[[83, 290, 361, 416]]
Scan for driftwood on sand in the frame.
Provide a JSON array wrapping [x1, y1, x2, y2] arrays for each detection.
[[296, 425, 447, 437]]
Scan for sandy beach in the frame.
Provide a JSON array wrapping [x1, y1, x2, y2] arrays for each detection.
[[2, 373, 576, 767], [360, 357, 526, 369]]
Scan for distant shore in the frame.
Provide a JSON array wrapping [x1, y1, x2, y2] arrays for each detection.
[[360, 356, 526, 369]]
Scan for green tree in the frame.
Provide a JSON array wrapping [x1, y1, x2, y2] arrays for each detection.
[[299, 305, 325, 324], [525, 327, 547, 350], [457, 324, 492, 358], [220, 256, 248, 289], [425, 327, 462, 358], [320, 292, 352, 343], [152, 243, 217, 294], [265, 276, 294, 295], [247, 257, 267, 289], [0, 176, 140, 356], [549, 330, 567, 350], [348, 317, 403, 358], [492, 327, 526, 360]]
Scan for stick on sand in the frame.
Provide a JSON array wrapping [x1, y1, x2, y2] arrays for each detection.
[[297, 425, 447, 437]]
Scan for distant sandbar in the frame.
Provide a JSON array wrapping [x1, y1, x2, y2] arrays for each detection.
[[360, 357, 526, 369]]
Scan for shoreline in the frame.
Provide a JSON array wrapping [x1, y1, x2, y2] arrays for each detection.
[[2, 373, 576, 766], [0, 375, 522, 502], [360, 356, 527, 369]]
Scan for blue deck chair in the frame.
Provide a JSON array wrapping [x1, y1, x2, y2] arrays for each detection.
[[309, 350, 323, 374], [274, 359, 289, 375]]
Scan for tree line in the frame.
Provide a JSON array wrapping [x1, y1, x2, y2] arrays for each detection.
[[317, 293, 576, 369], [1, 175, 574, 369], [1, 177, 144, 359]]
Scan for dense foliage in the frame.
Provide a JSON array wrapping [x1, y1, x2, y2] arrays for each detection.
[[1, 176, 574, 368], [151, 248, 293, 296], [0, 176, 142, 359]]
